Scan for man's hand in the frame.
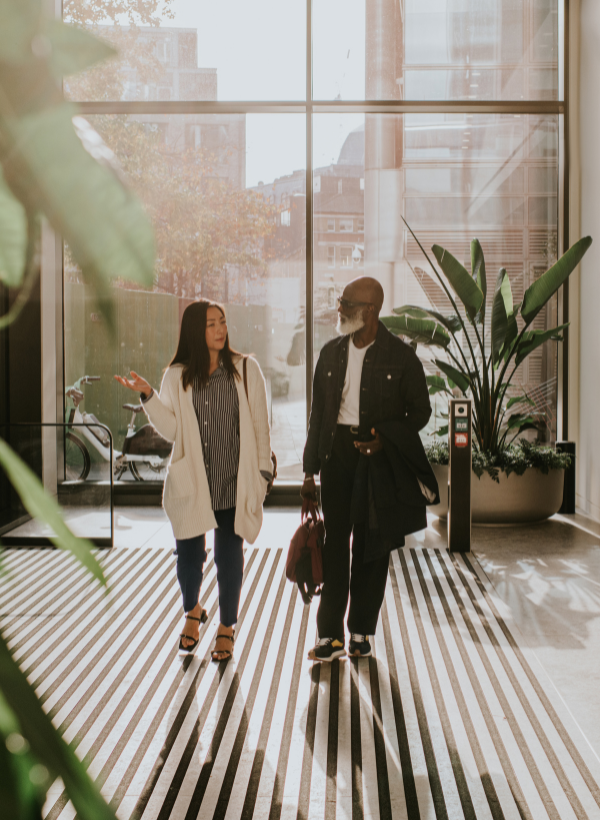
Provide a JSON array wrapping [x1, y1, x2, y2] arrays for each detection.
[[301, 475, 318, 501], [354, 428, 383, 456]]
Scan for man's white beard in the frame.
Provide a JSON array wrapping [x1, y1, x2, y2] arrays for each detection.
[[336, 310, 366, 336]]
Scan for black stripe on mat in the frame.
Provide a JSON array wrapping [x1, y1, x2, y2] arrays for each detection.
[[381, 597, 421, 820], [182, 551, 284, 820], [239, 587, 299, 820], [369, 653, 392, 820], [130, 549, 262, 820], [267, 604, 311, 820], [296, 661, 321, 820], [430, 550, 561, 820], [325, 659, 340, 820], [388, 560, 449, 820], [43, 556, 174, 715], [350, 658, 363, 820], [448, 552, 590, 820], [460, 552, 600, 812], [212, 574, 289, 819], [398, 551, 477, 820], [411, 550, 506, 820]]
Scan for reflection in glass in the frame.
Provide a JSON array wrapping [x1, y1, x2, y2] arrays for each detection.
[[313, 0, 559, 101], [313, 114, 559, 442], [64, 114, 306, 480], [64, 0, 306, 102]]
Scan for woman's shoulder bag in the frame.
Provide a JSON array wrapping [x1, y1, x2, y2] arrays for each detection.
[[243, 356, 278, 494]]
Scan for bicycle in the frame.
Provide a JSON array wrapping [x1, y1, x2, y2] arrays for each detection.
[[65, 376, 172, 481]]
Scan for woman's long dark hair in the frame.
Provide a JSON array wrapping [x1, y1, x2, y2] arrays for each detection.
[[169, 300, 241, 389]]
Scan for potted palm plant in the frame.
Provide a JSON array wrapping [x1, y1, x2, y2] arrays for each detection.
[[382, 219, 591, 524]]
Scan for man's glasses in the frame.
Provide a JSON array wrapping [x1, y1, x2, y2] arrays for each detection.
[[337, 297, 373, 311]]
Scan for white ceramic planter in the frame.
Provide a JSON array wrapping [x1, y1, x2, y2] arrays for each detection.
[[429, 463, 565, 525]]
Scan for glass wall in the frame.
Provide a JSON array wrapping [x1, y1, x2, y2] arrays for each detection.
[[64, 112, 306, 480], [63, 0, 563, 483], [313, 113, 559, 440]]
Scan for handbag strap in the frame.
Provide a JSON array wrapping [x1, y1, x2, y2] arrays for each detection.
[[243, 356, 248, 400], [301, 496, 320, 524]]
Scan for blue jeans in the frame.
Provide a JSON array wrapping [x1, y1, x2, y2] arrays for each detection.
[[175, 507, 244, 628]]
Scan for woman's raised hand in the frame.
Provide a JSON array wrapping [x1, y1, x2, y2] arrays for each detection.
[[114, 370, 152, 399]]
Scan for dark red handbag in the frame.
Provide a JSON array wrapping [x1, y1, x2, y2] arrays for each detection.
[[286, 498, 324, 605]]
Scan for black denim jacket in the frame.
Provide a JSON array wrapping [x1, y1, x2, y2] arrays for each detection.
[[303, 321, 432, 475]]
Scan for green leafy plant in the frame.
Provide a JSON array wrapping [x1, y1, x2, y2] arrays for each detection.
[[425, 440, 573, 484], [0, 2, 155, 818], [383, 218, 591, 457]]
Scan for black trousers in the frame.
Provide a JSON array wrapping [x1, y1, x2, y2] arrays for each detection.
[[317, 425, 391, 642]]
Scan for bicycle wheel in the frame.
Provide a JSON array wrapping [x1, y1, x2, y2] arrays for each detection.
[[130, 460, 166, 482], [65, 432, 91, 481]]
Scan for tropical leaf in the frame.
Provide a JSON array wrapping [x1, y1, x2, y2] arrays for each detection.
[[46, 20, 117, 78], [506, 413, 539, 431], [432, 244, 484, 323], [490, 269, 508, 365], [381, 315, 451, 348], [392, 304, 462, 333], [514, 323, 569, 367], [0, 439, 105, 586], [499, 303, 520, 364], [434, 359, 471, 393], [1, 104, 155, 329], [426, 375, 450, 395], [433, 424, 449, 437], [0, 0, 41, 63], [521, 236, 592, 325], [0, 689, 49, 818], [0, 169, 27, 288], [471, 239, 487, 323], [0, 633, 116, 820], [506, 395, 535, 410]]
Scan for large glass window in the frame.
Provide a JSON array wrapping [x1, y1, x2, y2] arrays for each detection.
[[63, 0, 563, 485], [64, 114, 306, 480], [313, 113, 559, 440], [313, 0, 558, 101]]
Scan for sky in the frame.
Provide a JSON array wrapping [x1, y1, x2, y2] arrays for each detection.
[[157, 0, 367, 187]]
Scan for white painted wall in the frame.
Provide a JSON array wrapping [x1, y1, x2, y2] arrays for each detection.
[[577, 1, 600, 518]]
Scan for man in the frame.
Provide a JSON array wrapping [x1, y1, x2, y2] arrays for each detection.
[[302, 276, 434, 661]]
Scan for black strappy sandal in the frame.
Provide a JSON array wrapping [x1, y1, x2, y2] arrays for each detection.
[[178, 608, 208, 653], [211, 629, 235, 662]]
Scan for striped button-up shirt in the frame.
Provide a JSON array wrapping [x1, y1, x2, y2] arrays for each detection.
[[192, 364, 240, 511]]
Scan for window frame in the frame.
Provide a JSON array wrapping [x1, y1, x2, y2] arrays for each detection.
[[71, 0, 568, 439]]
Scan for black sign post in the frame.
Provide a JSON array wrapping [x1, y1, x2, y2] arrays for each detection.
[[448, 398, 472, 552]]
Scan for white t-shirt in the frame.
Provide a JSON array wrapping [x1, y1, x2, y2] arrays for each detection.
[[337, 338, 374, 425]]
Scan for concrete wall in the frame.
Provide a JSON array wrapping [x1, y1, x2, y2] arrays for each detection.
[[577, 0, 600, 518]]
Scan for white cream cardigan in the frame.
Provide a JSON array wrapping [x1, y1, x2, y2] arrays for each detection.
[[142, 356, 272, 543]]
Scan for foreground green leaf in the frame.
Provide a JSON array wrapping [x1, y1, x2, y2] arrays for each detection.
[[0, 632, 116, 820], [0, 439, 105, 585], [432, 244, 484, 323], [521, 236, 592, 325], [491, 269, 510, 365], [1, 104, 155, 328], [0, 0, 41, 63], [434, 359, 471, 393], [45, 20, 116, 78], [0, 689, 48, 820], [0, 168, 27, 287]]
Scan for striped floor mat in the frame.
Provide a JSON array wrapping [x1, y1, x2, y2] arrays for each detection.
[[1, 544, 599, 820]]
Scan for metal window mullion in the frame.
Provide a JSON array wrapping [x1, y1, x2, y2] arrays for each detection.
[[305, 0, 313, 433]]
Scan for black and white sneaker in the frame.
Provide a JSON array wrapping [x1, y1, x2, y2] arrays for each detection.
[[308, 637, 346, 662], [349, 634, 372, 657]]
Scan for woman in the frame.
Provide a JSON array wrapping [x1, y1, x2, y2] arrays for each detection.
[[115, 300, 272, 661]]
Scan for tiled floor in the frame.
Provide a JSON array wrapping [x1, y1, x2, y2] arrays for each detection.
[[1, 509, 599, 819]]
